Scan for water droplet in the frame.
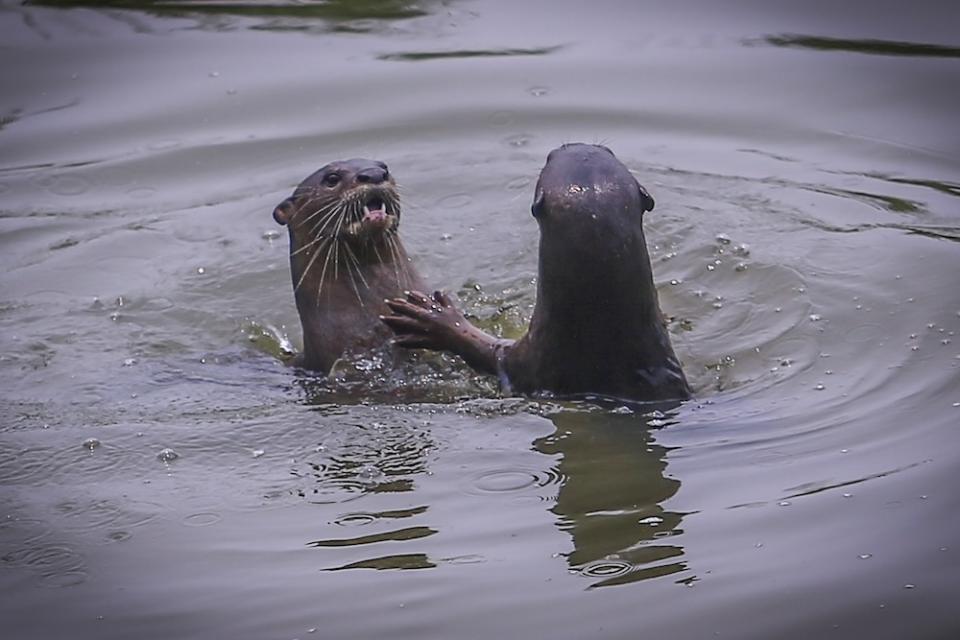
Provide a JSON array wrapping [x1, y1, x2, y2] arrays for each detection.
[[814, 383, 825, 391], [942, 339, 952, 345], [122, 358, 137, 367], [712, 301, 723, 309], [735, 263, 747, 272], [262, 230, 280, 241], [196, 267, 205, 274], [209, 70, 220, 78], [778, 500, 791, 507], [903, 583, 916, 590], [774, 307, 782, 313], [734, 243, 750, 256], [157, 448, 179, 462], [858, 553, 872, 560], [440, 233, 452, 241], [82, 437, 100, 451], [780, 358, 792, 367], [809, 314, 822, 322], [638, 516, 663, 526], [252, 449, 265, 459], [670, 279, 682, 286], [840, 449, 849, 454], [706, 264, 715, 271], [527, 86, 549, 97], [842, 492, 852, 498], [715, 233, 731, 244]]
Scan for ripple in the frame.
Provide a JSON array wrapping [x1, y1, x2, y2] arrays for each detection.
[[578, 558, 633, 579], [40, 174, 91, 196], [5, 543, 87, 588], [462, 466, 565, 497], [437, 193, 473, 209], [333, 513, 378, 527], [0, 447, 50, 485], [183, 512, 222, 527]]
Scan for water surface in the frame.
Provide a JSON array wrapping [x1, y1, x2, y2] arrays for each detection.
[[2, 1, 959, 638]]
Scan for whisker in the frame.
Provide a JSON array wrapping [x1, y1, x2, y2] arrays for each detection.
[[294, 235, 332, 293], [296, 198, 340, 229]]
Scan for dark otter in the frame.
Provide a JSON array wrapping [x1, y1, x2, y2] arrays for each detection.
[[381, 143, 690, 402], [273, 158, 425, 373]]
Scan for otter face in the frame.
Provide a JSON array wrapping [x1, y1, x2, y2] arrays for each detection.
[[273, 158, 401, 243], [530, 143, 654, 227]]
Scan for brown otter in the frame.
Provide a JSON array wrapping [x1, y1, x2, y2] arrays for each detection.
[[381, 144, 690, 402], [273, 158, 425, 373]]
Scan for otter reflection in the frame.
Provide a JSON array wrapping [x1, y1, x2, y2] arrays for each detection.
[[535, 407, 687, 588]]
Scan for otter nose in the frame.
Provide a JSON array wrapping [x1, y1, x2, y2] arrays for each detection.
[[355, 166, 388, 184]]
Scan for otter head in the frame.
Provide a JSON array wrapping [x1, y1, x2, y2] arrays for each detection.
[[529, 144, 656, 279], [530, 143, 654, 229], [272, 158, 401, 246]]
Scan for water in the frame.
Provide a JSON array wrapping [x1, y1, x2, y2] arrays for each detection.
[[2, 1, 959, 638]]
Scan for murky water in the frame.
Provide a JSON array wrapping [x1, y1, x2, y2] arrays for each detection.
[[2, 1, 959, 638]]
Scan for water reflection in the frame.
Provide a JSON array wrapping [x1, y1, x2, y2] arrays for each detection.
[[27, 0, 431, 21], [536, 407, 687, 588], [760, 34, 960, 59]]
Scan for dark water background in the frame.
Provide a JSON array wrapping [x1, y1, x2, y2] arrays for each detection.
[[2, 1, 959, 638]]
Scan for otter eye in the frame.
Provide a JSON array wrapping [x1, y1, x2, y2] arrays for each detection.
[[531, 189, 545, 218], [323, 173, 341, 187]]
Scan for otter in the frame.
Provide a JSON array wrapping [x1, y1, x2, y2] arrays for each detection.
[[381, 144, 690, 403], [273, 158, 425, 373]]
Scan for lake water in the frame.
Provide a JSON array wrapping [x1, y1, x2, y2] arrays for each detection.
[[2, 1, 959, 638]]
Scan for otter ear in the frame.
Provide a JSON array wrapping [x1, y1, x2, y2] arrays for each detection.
[[636, 180, 655, 213], [272, 196, 297, 226]]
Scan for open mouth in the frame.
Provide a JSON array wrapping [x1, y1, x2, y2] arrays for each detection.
[[344, 191, 398, 238], [363, 195, 387, 223]]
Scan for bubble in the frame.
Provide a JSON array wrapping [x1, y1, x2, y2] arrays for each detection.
[[122, 358, 137, 367], [809, 314, 822, 322], [503, 134, 532, 148], [196, 267, 206, 275], [638, 516, 663, 526], [778, 500, 791, 507], [82, 438, 100, 451], [252, 449, 265, 459], [157, 448, 179, 462], [735, 263, 748, 272], [814, 383, 825, 391], [904, 584, 916, 589], [715, 233, 731, 244], [262, 230, 281, 241], [858, 553, 872, 560], [527, 86, 550, 97]]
